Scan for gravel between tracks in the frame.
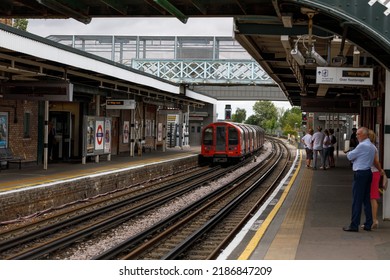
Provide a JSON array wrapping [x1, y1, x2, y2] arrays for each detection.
[[56, 141, 273, 260]]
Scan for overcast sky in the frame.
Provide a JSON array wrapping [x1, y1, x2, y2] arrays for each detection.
[[27, 17, 291, 117]]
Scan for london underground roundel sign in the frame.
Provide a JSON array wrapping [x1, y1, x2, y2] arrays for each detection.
[[96, 123, 103, 146]]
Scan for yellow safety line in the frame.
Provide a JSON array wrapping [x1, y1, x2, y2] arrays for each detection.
[[238, 150, 303, 260], [264, 164, 312, 259]]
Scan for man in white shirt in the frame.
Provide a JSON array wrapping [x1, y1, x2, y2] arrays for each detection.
[[311, 126, 325, 170], [301, 128, 313, 168]]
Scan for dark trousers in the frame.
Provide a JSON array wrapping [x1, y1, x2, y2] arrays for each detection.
[[350, 169, 373, 229]]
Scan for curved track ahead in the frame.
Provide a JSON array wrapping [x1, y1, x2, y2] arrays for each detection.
[[0, 137, 290, 260], [95, 138, 290, 260]]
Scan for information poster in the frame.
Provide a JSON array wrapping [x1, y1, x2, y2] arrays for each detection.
[[83, 116, 112, 156], [158, 122, 163, 142], [104, 119, 111, 154], [123, 121, 129, 144], [0, 112, 8, 148], [86, 116, 95, 154]]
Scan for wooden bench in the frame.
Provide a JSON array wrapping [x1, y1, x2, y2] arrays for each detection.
[[0, 148, 24, 170], [142, 145, 153, 153]]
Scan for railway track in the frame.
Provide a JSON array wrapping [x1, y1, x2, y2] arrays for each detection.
[[0, 147, 267, 259], [94, 138, 290, 260], [0, 137, 289, 260]]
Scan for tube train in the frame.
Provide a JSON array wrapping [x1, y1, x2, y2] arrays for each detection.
[[199, 121, 265, 164]]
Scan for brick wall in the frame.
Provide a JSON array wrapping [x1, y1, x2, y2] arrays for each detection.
[[0, 155, 198, 222], [0, 100, 39, 162]]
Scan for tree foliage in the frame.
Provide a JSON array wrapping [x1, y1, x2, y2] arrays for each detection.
[[232, 108, 246, 123], [279, 106, 302, 137], [13, 19, 28, 31], [246, 101, 278, 133]]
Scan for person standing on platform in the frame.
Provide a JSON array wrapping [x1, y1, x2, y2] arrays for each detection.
[[343, 127, 377, 232], [320, 129, 331, 170], [328, 128, 336, 168], [301, 128, 313, 168], [311, 126, 324, 170], [367, 129, 385, 229], [349, 127, 358, 151], [48, 121, 56, 161]]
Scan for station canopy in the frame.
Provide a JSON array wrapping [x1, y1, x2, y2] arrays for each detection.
[[1, 0, 389, 112]]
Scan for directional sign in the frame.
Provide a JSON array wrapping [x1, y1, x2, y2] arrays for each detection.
[[106, 99, 136, 109], [316, 67, 373, 85]]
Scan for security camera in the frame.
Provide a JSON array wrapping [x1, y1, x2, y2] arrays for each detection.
[[332, 55, 347, 66], [305, 57, 316, 64]]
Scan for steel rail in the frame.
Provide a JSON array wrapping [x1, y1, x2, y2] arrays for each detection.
[[5, 156, 256, 259], [162, 142, 286, 259]]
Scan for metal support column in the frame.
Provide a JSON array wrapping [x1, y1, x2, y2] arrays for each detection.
[[178, 111, 183, 149], [130, 109, 135, 157], [43, 101, 49, 170], [95, 95, 100, 163], [383, 70, 390, 220]]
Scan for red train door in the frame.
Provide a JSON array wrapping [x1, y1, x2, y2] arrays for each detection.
[[216, 126, 226, 152]]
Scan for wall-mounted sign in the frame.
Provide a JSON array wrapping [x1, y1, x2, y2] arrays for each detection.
[[316, 67, 373, 85], [106, 99, 136, 109], [95, 121, 104, 151], [83, 116, 112, 156], [363, 100, 380, 107], [2, 81, 73, 101]]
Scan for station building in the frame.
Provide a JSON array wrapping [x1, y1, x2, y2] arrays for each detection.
[[0, 23, 215, 169]]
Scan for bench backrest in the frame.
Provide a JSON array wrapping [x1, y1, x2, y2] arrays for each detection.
[[0, 148, 14, 159]]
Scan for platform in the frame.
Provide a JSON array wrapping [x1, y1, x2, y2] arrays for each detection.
[[224, 149, 390, 260], [0, 146, 200, 192]]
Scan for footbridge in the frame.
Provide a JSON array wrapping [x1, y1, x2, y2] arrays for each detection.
[[47, 35, 287, 101]]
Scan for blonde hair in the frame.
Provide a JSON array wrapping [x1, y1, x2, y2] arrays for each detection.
[[368, 129, 376, 144]]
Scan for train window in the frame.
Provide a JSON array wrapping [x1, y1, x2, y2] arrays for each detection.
[[228, 127, 238, 145], [203, 127, 213, 145]]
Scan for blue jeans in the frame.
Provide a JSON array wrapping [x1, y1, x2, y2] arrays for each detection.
[[322, 147, 330, 167], [350, 169, 373, 229], [313, 149, 322, 169]]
